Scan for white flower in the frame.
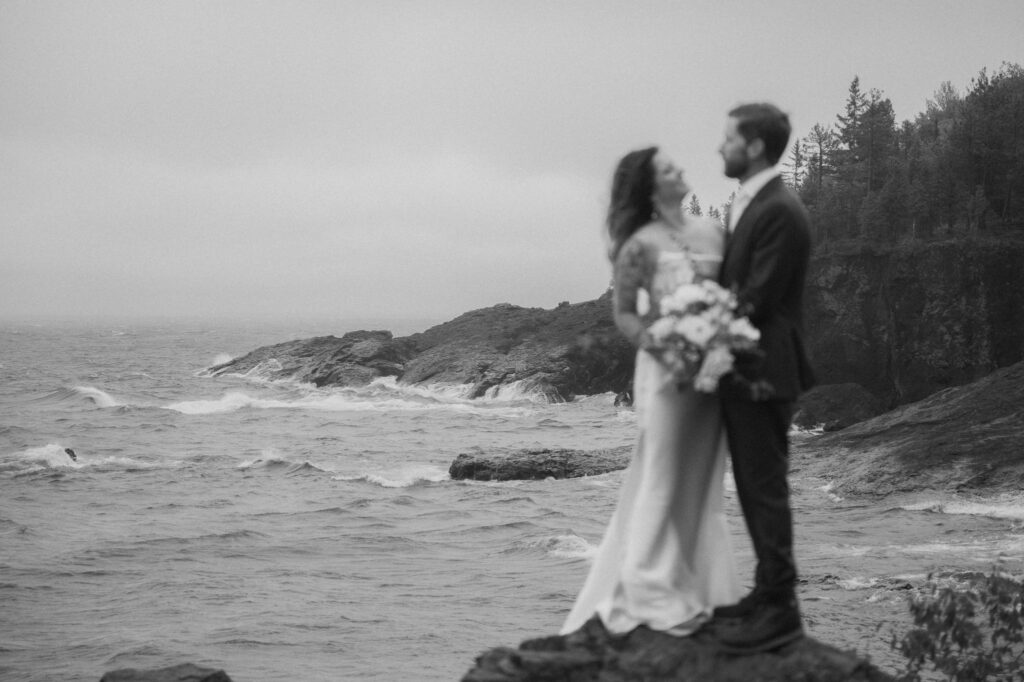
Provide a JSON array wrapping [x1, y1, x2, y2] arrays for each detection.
[[675, 315, 715, 348], [693, 344, 735, 393], [728, 317, 761, 342], [701, 279, 734, 304], [660, 283, 707, 314], [647, 316, 677, 344]]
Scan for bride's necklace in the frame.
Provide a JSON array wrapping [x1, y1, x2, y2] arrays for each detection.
[[653, 207, 689, 251]]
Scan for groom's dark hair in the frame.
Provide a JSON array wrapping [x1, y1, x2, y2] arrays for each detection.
[[729, 103, 791, 165]]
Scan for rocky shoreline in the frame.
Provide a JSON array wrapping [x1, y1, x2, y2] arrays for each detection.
[[447, 360, 1024, 494], [207, 238, 1024, 414]]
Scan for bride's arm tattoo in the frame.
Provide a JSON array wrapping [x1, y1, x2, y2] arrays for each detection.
[[612, 239, 651, 348]]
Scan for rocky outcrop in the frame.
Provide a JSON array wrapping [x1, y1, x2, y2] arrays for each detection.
[[462, 617, 893, 681], [100, 663, 232, 682], [449, 447, 632, 481], [205, 330, 417, 386], [792, 360, 1024, 496], [209, 294, 632, 402]]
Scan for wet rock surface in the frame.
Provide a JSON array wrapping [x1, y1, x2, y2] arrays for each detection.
[[449, 447, 632, 481], [100, 663, 232, 682], [461, 617, 894, 682]]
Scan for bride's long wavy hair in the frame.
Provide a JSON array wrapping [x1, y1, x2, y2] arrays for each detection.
[[606, 146, 658, 262]]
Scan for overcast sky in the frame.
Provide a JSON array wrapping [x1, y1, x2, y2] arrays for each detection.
[[3, 1, 1023, 325]]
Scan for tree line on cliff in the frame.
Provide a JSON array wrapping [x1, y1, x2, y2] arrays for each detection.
[[689, 63, 1024, 246]]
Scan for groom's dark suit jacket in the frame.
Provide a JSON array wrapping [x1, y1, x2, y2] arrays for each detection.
[[720, 176, 816, 401]]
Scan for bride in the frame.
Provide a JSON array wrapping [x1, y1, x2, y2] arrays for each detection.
[[561, 146, 741, 637]]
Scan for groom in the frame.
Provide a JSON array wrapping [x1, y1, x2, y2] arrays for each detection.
[[712, 102, 816, 652]]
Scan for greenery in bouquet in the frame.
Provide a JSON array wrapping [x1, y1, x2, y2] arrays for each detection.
[[645, 280, 761, 393]]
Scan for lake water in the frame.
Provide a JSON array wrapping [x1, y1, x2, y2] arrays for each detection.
[[3, 318, 1023, 681]]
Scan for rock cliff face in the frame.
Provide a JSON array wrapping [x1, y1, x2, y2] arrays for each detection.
[[804, 238, 1024, 406], [396, 294, 632, 400]]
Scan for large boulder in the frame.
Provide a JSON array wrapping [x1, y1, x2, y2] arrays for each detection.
[[100, 663, 232, 682], [449, 447, 632, 481], [462, 617, 893, 681], [793, 383, 886, 432]]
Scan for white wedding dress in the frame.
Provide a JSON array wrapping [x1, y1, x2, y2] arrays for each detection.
[[561, 248, 741, 636]]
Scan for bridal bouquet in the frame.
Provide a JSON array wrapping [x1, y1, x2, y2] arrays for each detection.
[[646, 280, 761, 393]]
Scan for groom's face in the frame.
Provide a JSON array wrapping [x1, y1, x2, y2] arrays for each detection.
[[720, 116, 751, 180]]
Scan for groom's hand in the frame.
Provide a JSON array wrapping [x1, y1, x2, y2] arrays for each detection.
[[721, 372, 776, 402], [731, 348, 765, 378], [746, 379, 776, 401]]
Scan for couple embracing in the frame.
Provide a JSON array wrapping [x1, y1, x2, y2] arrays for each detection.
[[562, 102, 816, 653]]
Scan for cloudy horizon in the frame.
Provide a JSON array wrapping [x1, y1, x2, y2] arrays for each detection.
[[3, 0, 1023, 325]]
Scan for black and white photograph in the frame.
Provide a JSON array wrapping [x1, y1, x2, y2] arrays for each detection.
[[2, 2, 1024, 680]]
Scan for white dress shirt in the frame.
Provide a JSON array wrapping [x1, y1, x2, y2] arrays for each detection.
[[728, 166, 780, 232]]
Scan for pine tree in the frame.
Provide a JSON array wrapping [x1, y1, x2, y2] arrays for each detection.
[[686, 194, 702, 216], [862, 88, 897, 193], [783, 140, 806, 188], [837, 76, 868, 152], [804, 123, 839, 193]]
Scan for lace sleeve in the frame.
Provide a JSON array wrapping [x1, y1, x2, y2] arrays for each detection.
[[612, 238, 653, 347]]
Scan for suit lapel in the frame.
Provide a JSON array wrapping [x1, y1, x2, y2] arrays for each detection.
[[731, 178, 783, 242], [721, 177, 782, 282]]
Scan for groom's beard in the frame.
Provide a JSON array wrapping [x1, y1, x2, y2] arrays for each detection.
[[724, 155, 749, 180]]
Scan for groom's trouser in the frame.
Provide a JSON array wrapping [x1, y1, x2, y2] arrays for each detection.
[[721, 397, 797, 600]]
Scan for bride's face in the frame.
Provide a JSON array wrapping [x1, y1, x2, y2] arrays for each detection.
[[651, 153, 689, 204]]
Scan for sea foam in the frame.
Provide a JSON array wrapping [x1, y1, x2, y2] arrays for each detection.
[[33, 386, 124, 408], [164, 382, 532, 416], [901, 495, 1024, 521], [332, 464, 451, 488], [1, 443, 82, 473], [539, 534, 599, 560], [0, 443, 161, 476]]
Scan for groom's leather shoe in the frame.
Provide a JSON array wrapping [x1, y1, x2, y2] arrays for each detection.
[[713, 597, 804, 654], [712, 590, 762, 619]]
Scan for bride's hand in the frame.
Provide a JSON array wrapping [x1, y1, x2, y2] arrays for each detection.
[[641, 335, 679, 369], [638, 330, 665, 356]]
